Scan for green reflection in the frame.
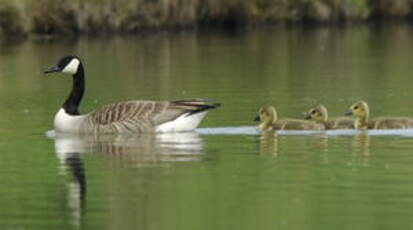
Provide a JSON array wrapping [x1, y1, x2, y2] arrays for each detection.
[[1, 25, 413, 230]]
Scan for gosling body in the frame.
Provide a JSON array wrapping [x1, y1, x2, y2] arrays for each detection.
[[344, 100, 413, 129], [368, 117, 413, 129], [254, 105, 324, 131], [306, 104, 354, 129]]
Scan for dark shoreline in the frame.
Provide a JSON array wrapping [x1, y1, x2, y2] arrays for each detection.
[[1, 0, 413, 40]]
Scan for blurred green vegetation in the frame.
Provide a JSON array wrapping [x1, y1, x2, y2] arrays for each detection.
[[0, 0, 411, 38]]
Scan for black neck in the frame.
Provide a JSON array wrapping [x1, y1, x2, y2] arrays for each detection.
[[63, 64, 85, 115]]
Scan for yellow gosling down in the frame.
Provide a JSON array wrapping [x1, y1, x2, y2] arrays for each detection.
[[305, 104, 354, 129], [254, 105, 324, 131], [344, 100, 413, 129]]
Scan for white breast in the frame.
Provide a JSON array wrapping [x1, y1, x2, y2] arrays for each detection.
[[54, 108, 87, 133], [155, 111, 208, 132]]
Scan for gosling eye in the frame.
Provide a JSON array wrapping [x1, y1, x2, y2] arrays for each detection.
[[311, 110, 316, 114], [354, 106, 359, 110]]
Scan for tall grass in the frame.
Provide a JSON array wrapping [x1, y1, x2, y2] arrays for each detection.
[[0, 0, 409, 38]]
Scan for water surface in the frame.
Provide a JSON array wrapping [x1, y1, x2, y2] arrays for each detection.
[[2, 25, 413, 229]]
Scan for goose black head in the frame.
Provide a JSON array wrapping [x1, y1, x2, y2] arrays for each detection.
[[45, 55, 81, 75]]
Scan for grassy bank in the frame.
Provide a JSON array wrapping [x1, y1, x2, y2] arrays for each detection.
[[0, 0, 411, 38]]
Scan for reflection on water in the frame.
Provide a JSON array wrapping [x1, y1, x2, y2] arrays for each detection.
[[351, 134, 371, 167], [51, 132, 204, 228], [257, 131, 278, 156], [256, 129, 372, 167], [352, 134, 370, 157], [53, 132, 204, 165], [63, 152, 86, 228]]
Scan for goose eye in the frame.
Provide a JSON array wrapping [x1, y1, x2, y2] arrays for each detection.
[[354, 106, 359, 110]]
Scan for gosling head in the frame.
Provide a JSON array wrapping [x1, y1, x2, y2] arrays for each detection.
[[44, 55, 82, 75], [344, 100, 369, 119], [254, 105, 278, 130], [305, 104, 328, 123]]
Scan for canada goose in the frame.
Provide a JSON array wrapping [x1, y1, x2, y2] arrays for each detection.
[[254, 105, 324, 131], [305, 104, 354, 129], [45, 55, 220, 134], [344, 100, 413, 129]]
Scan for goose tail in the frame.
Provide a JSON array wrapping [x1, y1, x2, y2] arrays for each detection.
[[172, 99, 221, 116], [155, 99, 220, 132]]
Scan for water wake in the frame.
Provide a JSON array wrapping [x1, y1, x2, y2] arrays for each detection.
[[46, 127, 413, 137], [196, 126, 413, 137]]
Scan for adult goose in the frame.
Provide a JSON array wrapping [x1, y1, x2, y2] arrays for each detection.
[[344, 100, 413, 129], [45, 55, 220, 134], [254, 105, 324, 131]]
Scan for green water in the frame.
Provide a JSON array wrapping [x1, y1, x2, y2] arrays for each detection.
[[2, 25, 413, 229]]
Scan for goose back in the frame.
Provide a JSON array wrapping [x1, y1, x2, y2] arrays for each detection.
[[76, 100, 219, 133]]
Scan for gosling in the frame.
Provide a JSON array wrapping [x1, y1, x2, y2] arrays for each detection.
[[254, 105, 324, 131], [344, 100, 413, 129], [305, 104, 354, 129]]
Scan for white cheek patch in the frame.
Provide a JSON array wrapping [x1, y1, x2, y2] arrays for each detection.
[[62, 59, 80, 74]]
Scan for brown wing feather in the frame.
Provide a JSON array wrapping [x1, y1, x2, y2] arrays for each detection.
[[88, 101, 165, 125], [88, 99, 220, 127], [152, 99, 220, 125]]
